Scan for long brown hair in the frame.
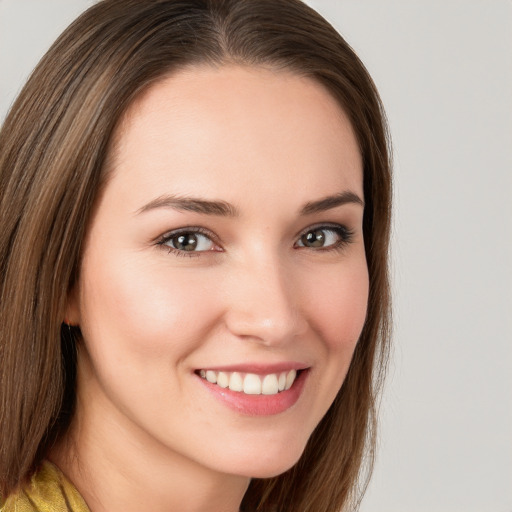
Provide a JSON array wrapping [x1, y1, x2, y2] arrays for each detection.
[[0, 1, 392, 510]]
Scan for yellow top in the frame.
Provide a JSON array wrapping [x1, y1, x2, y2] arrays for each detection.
[[1, 461, 90, 512]]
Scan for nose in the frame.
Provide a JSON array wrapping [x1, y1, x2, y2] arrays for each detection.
[[222, 254, 308, 346]]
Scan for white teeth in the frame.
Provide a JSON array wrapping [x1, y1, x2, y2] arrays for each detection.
[[243, 373, 262, 395], [285, 369, 296, 390], [278, 372, 286, 391], [262, 374, 279, 395], [217, 371, 229, 388], [199, 369, 300, 395], [205, 370, 217, 384], [228, 372, 243, 392]]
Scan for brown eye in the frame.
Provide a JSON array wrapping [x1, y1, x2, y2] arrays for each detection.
[[171, 233, 199, 251], [162, 231, 215, 252], [296, 226, 352, 249], [300, 229, 327, 248]]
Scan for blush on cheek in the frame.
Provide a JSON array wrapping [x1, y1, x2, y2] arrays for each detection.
[[314, 273, 369, 353], [81, 255, 224, 359]]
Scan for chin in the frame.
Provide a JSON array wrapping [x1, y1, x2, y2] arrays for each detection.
[[217, 434, 309, 479]]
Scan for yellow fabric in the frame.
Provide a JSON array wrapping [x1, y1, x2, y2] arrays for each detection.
[[1, 461, 90, 512]]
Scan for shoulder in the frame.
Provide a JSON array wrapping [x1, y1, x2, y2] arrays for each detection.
[[1, 461, 90, 512]]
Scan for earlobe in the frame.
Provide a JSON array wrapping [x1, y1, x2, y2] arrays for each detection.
[[64, 286, 80, 326]]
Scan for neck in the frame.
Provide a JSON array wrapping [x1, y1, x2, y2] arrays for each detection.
[[50, 376, 249, 512]]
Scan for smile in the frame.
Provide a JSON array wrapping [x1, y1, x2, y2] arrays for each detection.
[[196, 365, 309, 415], [198, 369, 298, 395]]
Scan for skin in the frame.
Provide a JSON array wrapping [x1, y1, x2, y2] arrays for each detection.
[[55, 65, 368, 512]]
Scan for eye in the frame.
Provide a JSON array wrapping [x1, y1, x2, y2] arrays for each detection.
[[295, 225, 353, 250], [158, 228, 217, 255]]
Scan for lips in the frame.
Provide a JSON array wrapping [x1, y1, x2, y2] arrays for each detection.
[[198, 369, 298, 395], [195, 365, 309, 416]]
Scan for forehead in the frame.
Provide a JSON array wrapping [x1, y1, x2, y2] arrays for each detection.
[[106, 64, 363, 207]]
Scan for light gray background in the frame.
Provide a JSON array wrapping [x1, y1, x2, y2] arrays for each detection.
[[1, 1, 511, 511]]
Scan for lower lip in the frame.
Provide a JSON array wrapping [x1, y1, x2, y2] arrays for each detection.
[[197, 370, 309, 416]]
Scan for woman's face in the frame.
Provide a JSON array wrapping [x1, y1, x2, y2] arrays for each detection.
[[67, 65, 368, 479]]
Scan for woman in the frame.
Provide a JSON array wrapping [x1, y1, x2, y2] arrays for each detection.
[[0, 1, 391, 511]]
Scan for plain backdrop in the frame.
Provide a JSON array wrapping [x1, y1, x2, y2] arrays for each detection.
[[1, 1, 511, 511]]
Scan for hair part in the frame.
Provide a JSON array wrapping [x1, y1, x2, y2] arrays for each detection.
[[0, 1, 392, 510]]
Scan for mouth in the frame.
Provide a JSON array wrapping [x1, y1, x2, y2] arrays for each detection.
[[196, 368, 301, 396], [194, 366, 309, 416]]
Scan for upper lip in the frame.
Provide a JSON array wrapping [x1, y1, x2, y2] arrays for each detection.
[[196, 362, 310, 374]]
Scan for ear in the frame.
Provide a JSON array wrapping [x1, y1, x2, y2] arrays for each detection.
[[64, 284, 81, 326]]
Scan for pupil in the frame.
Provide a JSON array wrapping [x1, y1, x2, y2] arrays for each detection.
[[303, 229, 325, 247], [174, 233, 197, 251]]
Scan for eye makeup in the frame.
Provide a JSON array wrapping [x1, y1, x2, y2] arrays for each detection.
[[155, 222, 355, 258], [156, 226, 221, 257]]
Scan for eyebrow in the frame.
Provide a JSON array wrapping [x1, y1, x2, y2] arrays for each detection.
[[136, 190, 364, 217], [136, 195, 239, 216], [299, 191, 364, 215]]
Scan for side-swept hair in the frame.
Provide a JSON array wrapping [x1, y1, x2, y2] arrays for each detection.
[[0, 1, 391, 510]]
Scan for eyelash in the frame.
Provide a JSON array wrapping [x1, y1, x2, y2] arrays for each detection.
[[156, 226, 218, 258], [295, 224, 354, 251], [156, 224, 355, 258]]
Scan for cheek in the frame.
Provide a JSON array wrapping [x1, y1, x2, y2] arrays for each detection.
[[304, 258, 369, 355], [78, 253, 221, 363]]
